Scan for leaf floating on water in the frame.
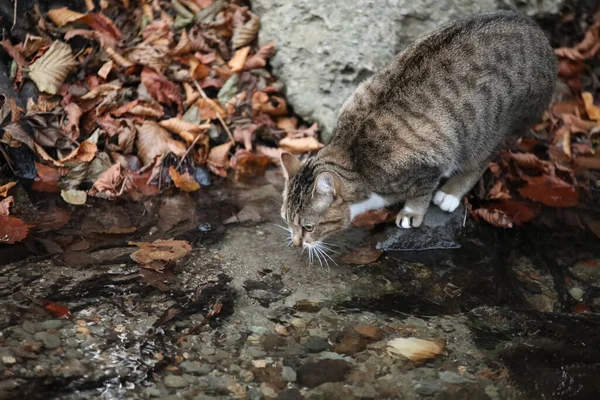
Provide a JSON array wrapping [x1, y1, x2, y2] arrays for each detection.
[[387, 337, 445, 362], [130, 239, 193, 271], [29, 41, 78, 94], [60, 189, 88, 205], [0, 216, 30, 244], [40, 299, 73, 319], [340, 246, 383, 265]]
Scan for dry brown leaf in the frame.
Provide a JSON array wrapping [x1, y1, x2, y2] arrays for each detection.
[[351, 209, 392, 228], [140, 68, 182, 110], [98, 60, 113, 79], [159, 118, 211, 135], [560, 113, 599, 134], [243, 41, 276, 70], [171, 30, 192, 56], [63, 102, 83, 140], [256, 145, 283, 164], [259, 95, 287, 116], [56, 141, 97, 166], [88, 163, 126, 199], [0, 216, 30, 244], [78, 12, 122, 41], [196, 98, 225, 120], [130, 239, 192, 271], [277, 116, 298, 132], [0, 182, 17, 197], [0, 40, 27, 67], [340, 246, 383, 265], [487, 180, 511, 200], [105, 46, 134, 67], [168, 167, 201, 192], [0, 196, 13, 216], [279, 136, 324, 154], [230, 149, 271, 181], [582, 92, 600, 121], [232, 14, 260, 49], [136, 121, 186, 166], [519, 175, 579, 208], [29, 41, 78, 95], [228, 46, 250, 72], [224, 205, 262, 224], [128, 44, 171, 74], [190, 58, 211, 80], [510, 152, 548, 172], [387, 337, 445, 362], [60, 189, 87, 205], [47, 7, 86, 27], [555, 22, 600, 61], [473, 208, 513, 228]]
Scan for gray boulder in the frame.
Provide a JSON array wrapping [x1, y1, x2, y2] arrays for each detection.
[[252, 0, 564, 142]]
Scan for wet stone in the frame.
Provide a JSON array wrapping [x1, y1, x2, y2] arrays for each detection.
[[180, 361, 211, 375], [297, 359, 352, 389], [522, 281, 543, 294], [34, 332, 62, 349], [305, 336, 330, 353], [281, 366, 297, 382], [143, 387, 162, 397], [164, 374, 189, 388], [246, 346, 267, 358], [22, 321, 39, 334], [414, 380, 442, 396], [41, 319, 64, 330], [276, 388, 304, 400], [439, 371, 476, 384]]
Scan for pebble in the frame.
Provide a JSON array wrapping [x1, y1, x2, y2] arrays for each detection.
[[246, 346, 267, 358], [163, 374, 189, 388], [250, 326, 269, 335], [305, 336, 330, 353], [281, 366, 297, 382], [296, 359, 352, 388], [34, 332, 62, 349], [414, 380, 442, 396], [22, 321, 39, 335], [1, 356, 16, 365], [41, 320, 64, 330], [180, 361, 211, 375], [569, 287, 584, 302], [289, 318, 307, 330], [439, 371, 476, 384], [143, 387, 162, 397]]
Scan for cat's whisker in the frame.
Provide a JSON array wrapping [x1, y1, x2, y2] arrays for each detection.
[[271, 223, 291, 233], [314, 243, 338, 267]]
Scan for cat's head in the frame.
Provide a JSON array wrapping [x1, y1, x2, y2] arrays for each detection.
[[279, 152, 350, 248]]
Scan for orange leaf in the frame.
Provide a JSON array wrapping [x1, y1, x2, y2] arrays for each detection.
[[340, 246, 383, 265], [208, 141, 233, 169], [279, 136, 324, 154], [473, 208, 513, 228], [230, 150, 271, 181], [351, 209, 392, 228], [168, 167, 201, 192], [582, 92, 600, 121], [39, 300, 73, 319], [88, 163, 126, 199], [56, 141, 97, 166], [518, 175, 579, 208], [0, 216, 30, 244], [0, 181, 16, 197], [46, 7, 85, 27], [136, 121, 187, 167], [196, 98, 225, 120], [482, 200, 540, 226], [228, 46, 250, 72]]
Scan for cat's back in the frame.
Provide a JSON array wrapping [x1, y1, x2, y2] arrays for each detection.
[[332, 11, 556, 171]]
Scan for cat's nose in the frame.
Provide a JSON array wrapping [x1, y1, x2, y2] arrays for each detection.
[[293, 237, 302, 247]]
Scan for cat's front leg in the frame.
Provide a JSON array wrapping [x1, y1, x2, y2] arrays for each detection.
[[395, 193, 432, 229]]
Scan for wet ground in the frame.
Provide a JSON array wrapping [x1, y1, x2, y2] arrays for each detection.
[[1, 170, 600, 400]]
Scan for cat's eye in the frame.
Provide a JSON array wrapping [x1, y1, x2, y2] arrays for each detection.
[[303, 224, 314, 232]]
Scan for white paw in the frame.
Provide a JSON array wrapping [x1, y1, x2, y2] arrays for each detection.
[[433, 191, 460, 212], [395, 207, 425, 229]]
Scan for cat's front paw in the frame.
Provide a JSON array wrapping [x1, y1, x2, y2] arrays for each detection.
[[433, 191, 460, 212], [395, 207, 425, 229]]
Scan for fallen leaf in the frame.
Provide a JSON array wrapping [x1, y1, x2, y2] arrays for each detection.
[[54, 141, 97, 166], [168, 167, 201, 192], [0, 216, 30, 244], [159, 118, 210, 137], [98, 60, 113, 79], [140, 68, 183, 110], [61, 189, 87, 205], [228, 46, 250, 72], [136, 121, 187, 166], [351, 209, 392, 228], [555, 21, 600, 61], [278, 136, 324, 154], [482, 200, 540, 226], [88, 163, 126, 199], [230, 150, 271, 181], [81, 83, 121, 100], [207, 141, 233, 174], [224, 205, 261, 224], [29, 41, 78, 94], [196, 98, 225, 120], [46, 7, 85, 27], [243, 41, 276, 70], [0, 182, 17, 197], [582, 92, 600, 120], [232, 14, 260, 49], [130, 239, 192, 270], [518, 175, 579, 207], [39, 300, 73, 319], [0, 196, 13, 216], [340, 246, 383, 264], [354, 325, 385, 341], [473, 208, 513, 228], [510, 152, 548, 172], [487, 180, 511, 200], [387, 337, 445, 362]]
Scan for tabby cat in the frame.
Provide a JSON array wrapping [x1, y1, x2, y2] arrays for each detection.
[[280, 11, 557, 250]]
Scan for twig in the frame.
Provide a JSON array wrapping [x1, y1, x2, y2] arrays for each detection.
[[11, 0, 17, 32], [176, 131, 205, 170], [0, 144, 17, 175], [192, 79, 235, 143]]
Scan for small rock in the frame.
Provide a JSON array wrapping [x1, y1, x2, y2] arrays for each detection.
[[290, 318, 307, 330], [276, 388, 304, 400], [569, 287, 584, 301], [293, 300, 321, 312], [41, 320, 64, 330], [261, 382, 278, 398], [1, 356, 16, 365], [22, 321, 39, 334], [297, 359, 352, 388], [246, 346, 267, 358], [305, 336, 330, 353], [180, 361, 208, 375], [252, 359, 268, 368], [281, 366, 297, 382], [522, 281, 543, 294], [163, 374, 189, 388], [250, 326, 269, 335], [439, 371, 476, 384], [34, 332, 62, 349], [143, 387, 162, 397], [414, 380, 441, 396], [239, 369, 255, 383]]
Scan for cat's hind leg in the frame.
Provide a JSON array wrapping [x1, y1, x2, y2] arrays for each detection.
[[433, 167, 484, 212]]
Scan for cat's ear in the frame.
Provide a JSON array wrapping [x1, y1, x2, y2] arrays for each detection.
[[280, 152, 302, 180], [314, 172, 339, 197]]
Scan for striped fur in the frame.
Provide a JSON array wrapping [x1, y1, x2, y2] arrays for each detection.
[[281, 11, 557, 246]]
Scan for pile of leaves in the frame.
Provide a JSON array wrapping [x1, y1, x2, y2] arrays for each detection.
[[0, 0, 323, 244], [468, 12, 600, 236]]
